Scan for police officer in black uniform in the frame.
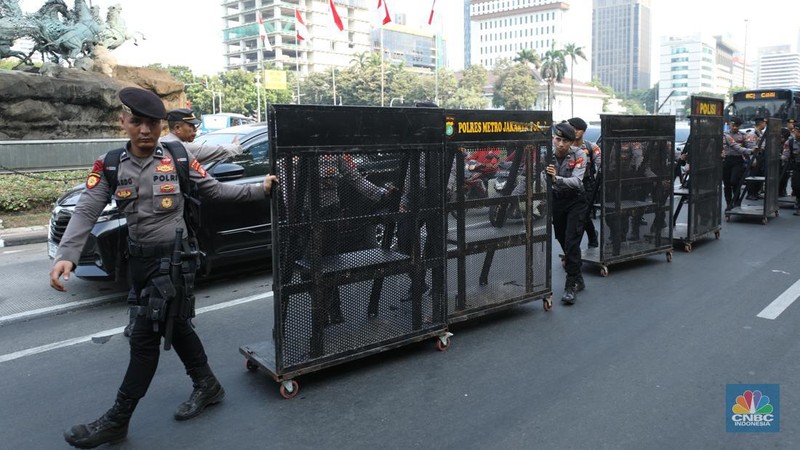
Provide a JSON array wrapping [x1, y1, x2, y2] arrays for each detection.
[[50, 88, 278, 448], [546, 122, 587, 305]]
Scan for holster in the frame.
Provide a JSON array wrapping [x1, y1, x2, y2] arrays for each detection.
[[144, 275, 175, 323]]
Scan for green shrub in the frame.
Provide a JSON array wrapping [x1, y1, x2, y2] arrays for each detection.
[[0, 170, 87, 212]]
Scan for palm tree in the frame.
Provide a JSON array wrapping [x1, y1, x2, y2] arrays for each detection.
[[514, 48, 541, 70], [563, 43, 587, 117], [539, 43, 566, 110]]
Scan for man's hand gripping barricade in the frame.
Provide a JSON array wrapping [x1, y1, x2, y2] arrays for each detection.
[[145, 228, 199, 351]]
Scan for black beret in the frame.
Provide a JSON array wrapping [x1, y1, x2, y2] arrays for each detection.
[[729, 116, 743, 126], [119, 87, 166, 120], [567, 117, 587, 131], [553, 122, 576, 141], [753, 117, 765, 124], [167, 108, 201, 125], [788, 119, 797, 124]]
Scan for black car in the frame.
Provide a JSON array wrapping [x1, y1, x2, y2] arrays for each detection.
[[48, 123, 272, 282]]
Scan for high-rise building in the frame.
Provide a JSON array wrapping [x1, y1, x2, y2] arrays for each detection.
[[757, 46, 800, 90], [592, 0, 651, 95], [464, 0, 472, 67], [469, 0, 592, 82]]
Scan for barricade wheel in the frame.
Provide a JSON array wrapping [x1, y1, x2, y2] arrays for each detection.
[[280, 380, 300, 399], [600, 266, 609, 277], [683, 244, 692, 253], [436, 336, 451, 352], [245, 359, 258, 372], [666, 251, 673, 262], [543, 296, 553, 311], [715, 230, 720, 239]]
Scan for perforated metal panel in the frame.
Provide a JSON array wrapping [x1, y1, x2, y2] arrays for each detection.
[[267, 105, 448, 375], [683, 100, 723, 243], [594, 115, 675, 265], [763, 118, 782, 215], [443, 110, 552, 322]]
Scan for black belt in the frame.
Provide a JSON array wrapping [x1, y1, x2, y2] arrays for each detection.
[[724, 155, 743, 160], [127, 238, 177, 258]]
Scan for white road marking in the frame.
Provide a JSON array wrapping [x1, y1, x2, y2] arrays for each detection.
[[0, 292, 272, 364], [757, 279, 800, 320], [0, 293, 124, 326], [2, 249, 24, 255]]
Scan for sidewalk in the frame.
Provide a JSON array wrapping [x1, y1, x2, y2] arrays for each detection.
[[0, 225, 49, 247]]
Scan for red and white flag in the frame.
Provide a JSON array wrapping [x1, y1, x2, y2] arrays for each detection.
[[257, 11, 272, 51], [329, 0, 344, 32], [427, 0, 436, 26], [295, 8, 308, 41], [374, 0, 391, 28]]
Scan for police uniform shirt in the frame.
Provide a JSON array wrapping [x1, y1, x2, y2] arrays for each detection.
[[581, 140, 601, 176], [781, 137, 800, 163], [317, 154, 387, 209], [161, 132, 243, 164], [552, 146, 586, 193], [723, 130, 754, 157], [54, 142, 266, 266]]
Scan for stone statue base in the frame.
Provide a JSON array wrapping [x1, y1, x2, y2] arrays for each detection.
[[0, 65, 186, 140]]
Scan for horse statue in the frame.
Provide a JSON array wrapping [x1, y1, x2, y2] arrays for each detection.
[[37, 0, 104, 62], [98, 4, 143, 50], [0, 0, 37, 63], [24, 0, 70, 63]]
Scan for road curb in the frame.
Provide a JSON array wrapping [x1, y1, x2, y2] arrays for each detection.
[[0, 227, 48, 248]]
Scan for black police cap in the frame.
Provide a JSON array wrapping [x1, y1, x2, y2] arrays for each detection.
[[788, 119, 797, 124], [553, 122, 576, 141], [167, 108, 201, 125], [753, 117, 766, 124], [119, 87, 166, 120], [729, 117, 743, 126], [567, 117, 587, 131]]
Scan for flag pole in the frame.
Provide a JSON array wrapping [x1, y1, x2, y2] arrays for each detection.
[[296, 47, 301, 105], [380, 27, 385, 107], [332, 66, 337, 105]]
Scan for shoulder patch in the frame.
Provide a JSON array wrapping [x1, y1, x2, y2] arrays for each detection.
[[190, 159, 207, 178], [86, 173, 101, 189], [91, 159, 104, 174]]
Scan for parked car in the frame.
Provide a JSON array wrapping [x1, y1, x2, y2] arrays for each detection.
[[197, 113, 256, 136], [48, 123, 400, 283]]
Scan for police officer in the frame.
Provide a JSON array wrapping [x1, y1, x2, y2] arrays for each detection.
[[781, 127, 800, 215], [50, 87, 278, 448], [162, 108, 243, 161], [546, 122, 587, 305], [745, 117, 767, 200], [119, 108, 246, 338], [722, 117, 754, 211], [568, 117, 601, 248]]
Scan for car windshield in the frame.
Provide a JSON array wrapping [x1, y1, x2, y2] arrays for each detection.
[[194, 133, 240, 146], [675, 127, 691, 143]]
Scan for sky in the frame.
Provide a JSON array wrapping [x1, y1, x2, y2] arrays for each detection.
[[17, 0, 800, 82]]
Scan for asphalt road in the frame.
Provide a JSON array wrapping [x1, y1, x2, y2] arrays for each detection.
[[1, 205, 798, 449]]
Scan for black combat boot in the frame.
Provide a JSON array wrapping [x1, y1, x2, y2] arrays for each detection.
[[574, 273, 585, 292], [174, 364, 225, 421], [588, 230, 599, 248], [64, 391, 138, 449], [561, 276, 578, 305]]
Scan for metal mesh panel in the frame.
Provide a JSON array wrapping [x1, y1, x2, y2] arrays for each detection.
[[597, 116, 674, 264], [763, 118, 782, 215], [443, 110, 552, 322], [269, 105, 447, 374], [686, 115, 723, 242]]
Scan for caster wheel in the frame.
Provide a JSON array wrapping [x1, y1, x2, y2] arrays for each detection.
[[683, 243, 692, 253], [600, 266, 609, 277], [543, 296, 553, 311], [714, 230, 720, 239], [245, 359, 258, 372], [279, 380, 300, 399], [436, 337, 450, 352], [762, 217, 768, 225], [666, 251, 673, 262]]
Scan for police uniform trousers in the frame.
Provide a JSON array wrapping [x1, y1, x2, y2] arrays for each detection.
[[552, 190, 587, 276], [120, 242, 207, 400], [791, 162, 800, 208], [723, 156, 745, 208]]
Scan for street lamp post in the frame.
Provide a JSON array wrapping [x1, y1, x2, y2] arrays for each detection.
[[390, 96, 404, 107], [742, 19, 749, 86]]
